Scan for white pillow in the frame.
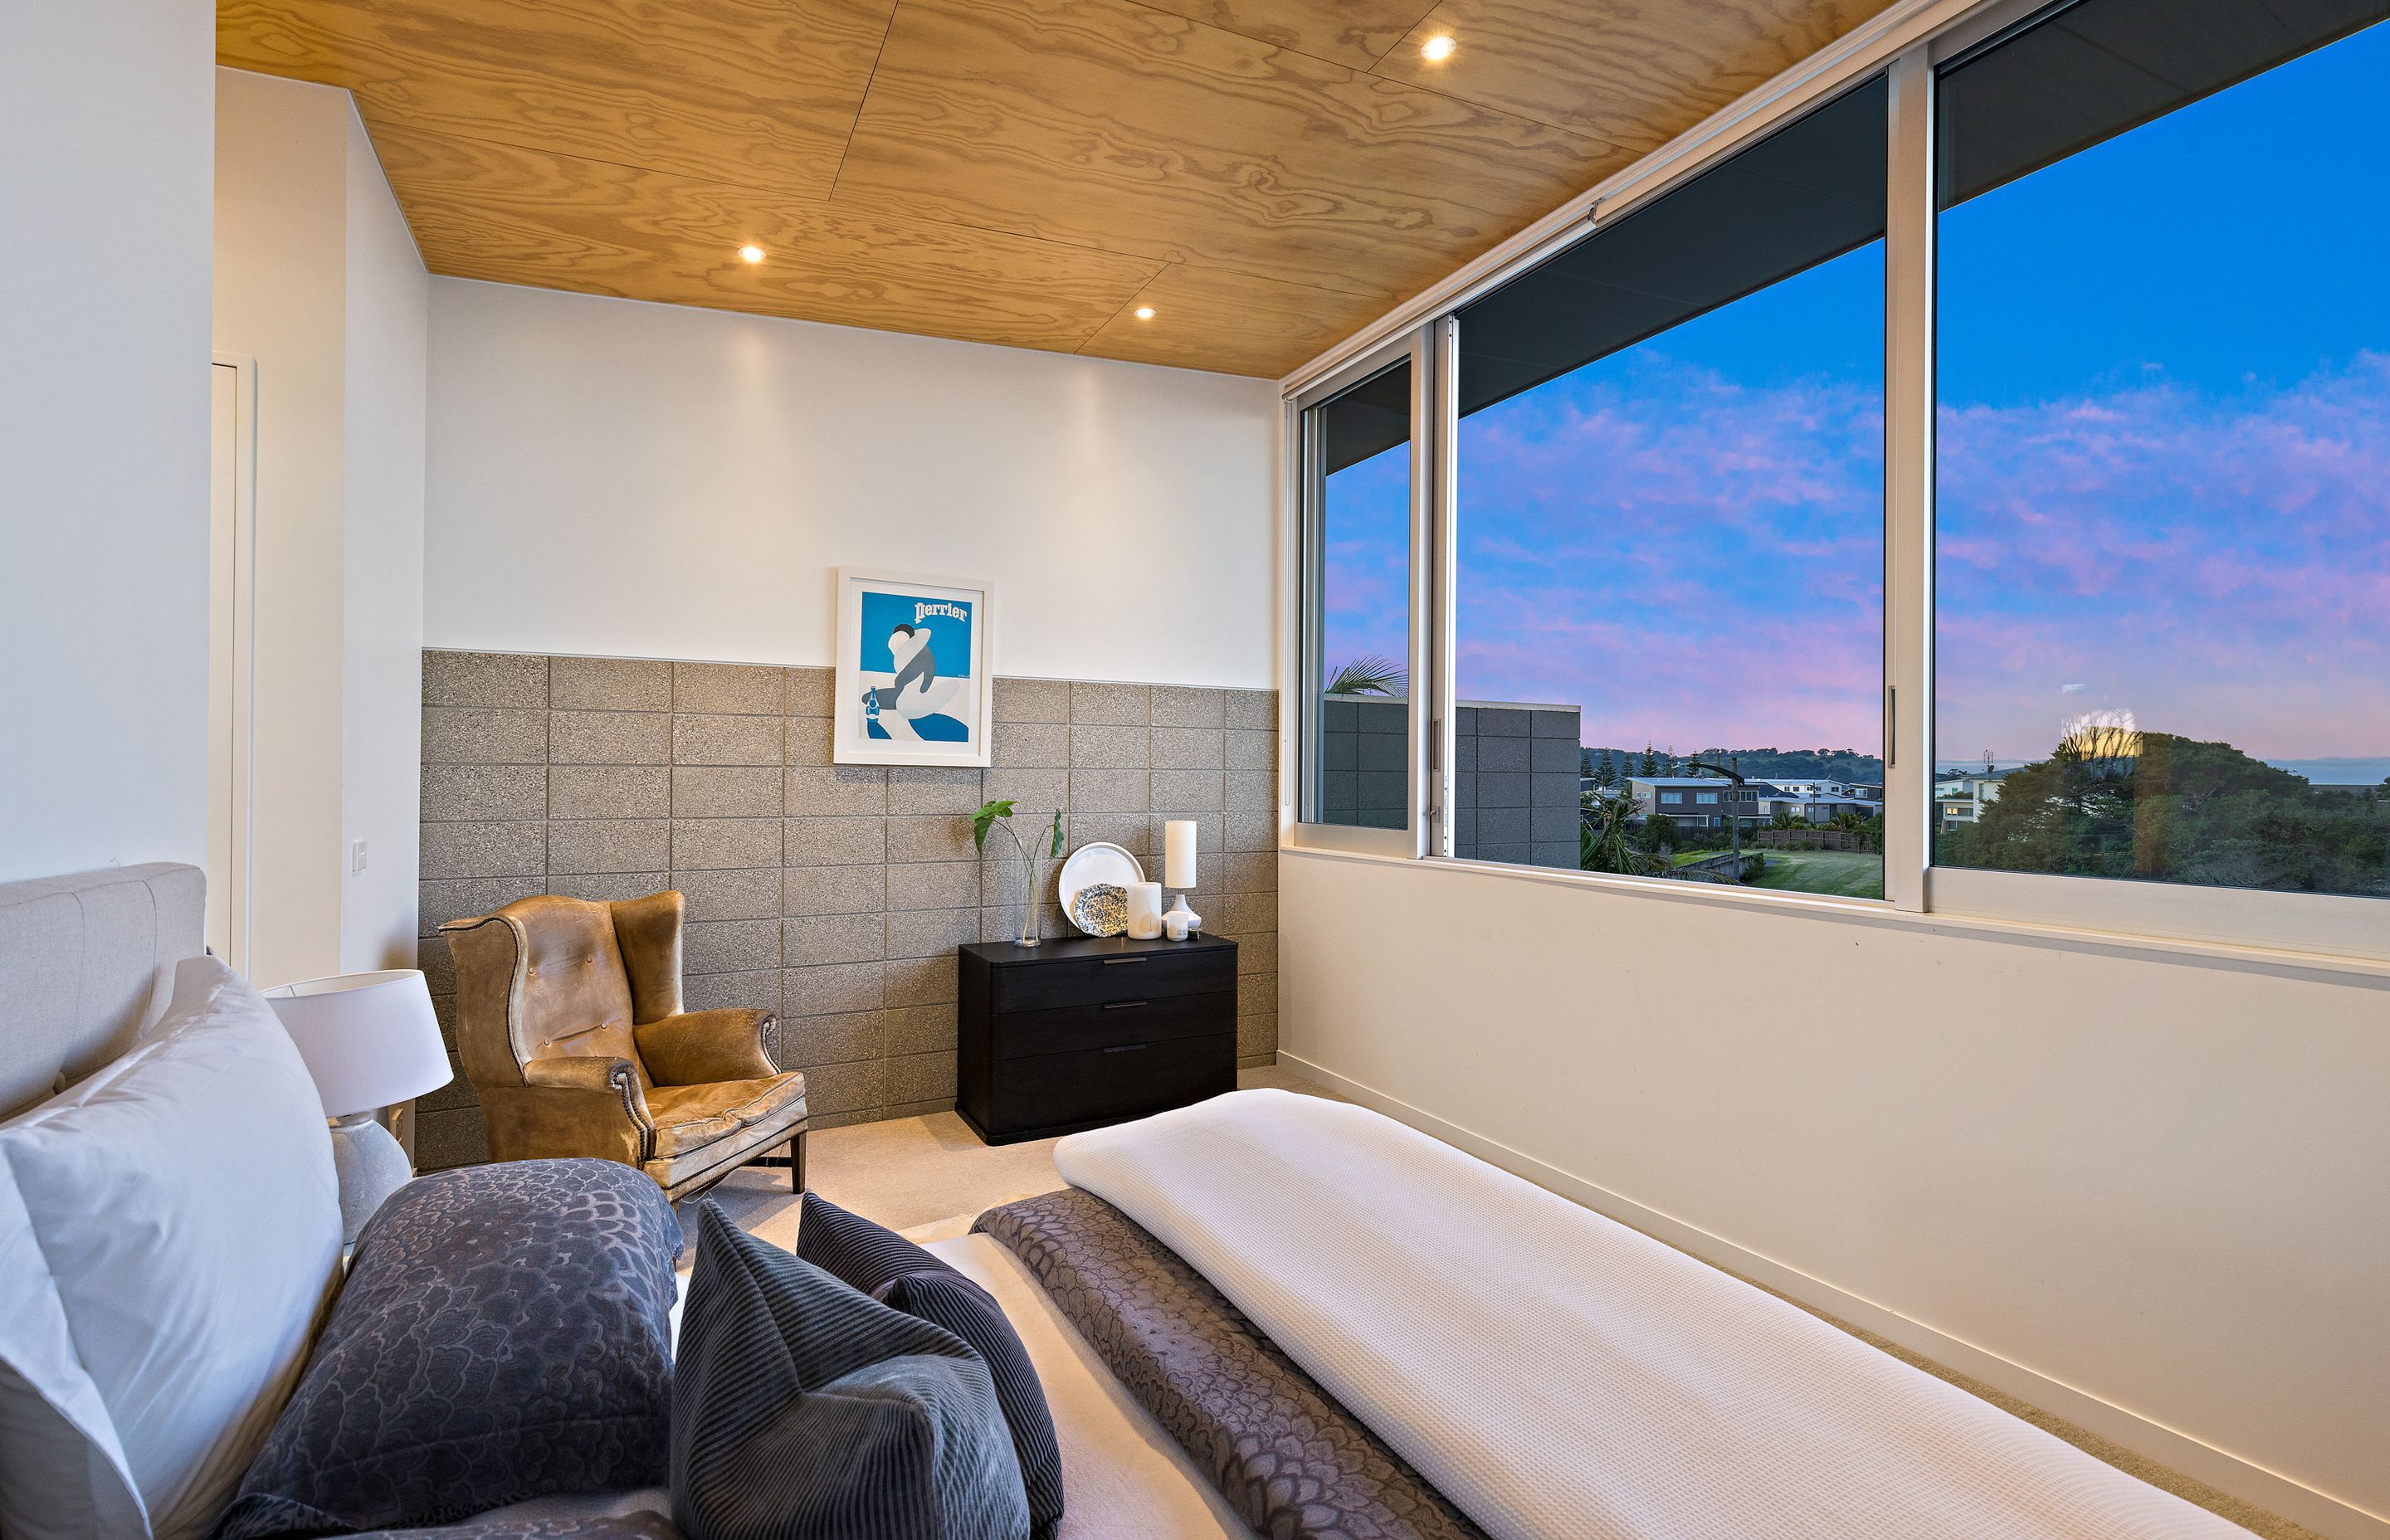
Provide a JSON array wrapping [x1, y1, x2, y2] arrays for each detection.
[[0, 956, 342, 1540]]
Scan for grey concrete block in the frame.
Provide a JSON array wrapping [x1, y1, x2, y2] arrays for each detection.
[[783, 962, 884, 1017], [1531, 709, 1578, 739], [420, 1050, 475, 1112], [785, 764, 888, 817], [1237, 972, 1276, 1021], [414, 1108, 490, 1172], [1150, 686, 1225, 728], [993, 677, 1071, 723], [1477, 772, 1529, 809], [1237, 1011, 1278, 1061], [675, 713, 782, 766], [1226, 810, 1277, 852], [423, 651, 546, 709], [1530, 806, 1581, 841], [1150, 727, 1224, 770], [885, 815, 975, 864], [784, 716, 833, 767], [883, 954, 958, 1008], [422, 706, 546, 764], [1478, 807, 1531, 843], [786, 816, 885, 866], [884, 1001, 957, 1056], [993, 721, 1070, 769], [1532, 773, 1581, 809], [1233, 933, 1279, 973], [886, 766, 985, 815], [1355, 733, 1404, 772], [1530, 842, 1579, 869], [782, 1011, 884, 1068], [1149, 769, 1223, 810], [1207, 892, 1276, 934], [1070, 724, 1149, 768], [981, 768, 1069, 812], [672, 816, 783, 870], [1223, 689, 1276, 729], [885, 1099, 957, 1120], [422, 763, 546, 822], [785, 666, 833, 718], [1477, 708, 1528, 737], [1452, 737, 1478, 772], [1475, 842, 1530, 865], [685, 918, 782, 975], [419, 943, 456, 996], [980, 904, 1061, 944], [783, 864, 885, 917], [1323, 699, 1357, 733], [1226, 771, 1277, 811], [674, 660, 784, 715], [674, 765, 783, 818], [802, 1060, 885, 1118], [418, 878, 542, 934], [422, 821, 546, 880], [549, 870, 669, 904], [1322, 733, 1358, 771], [551, 656, 671, 711], [1070, 681, 1150, 724], [548, 819, 671, 875], [549, 763, 670, 820], [886, 861, 981, 911], [885, 1051, 958, 1104], [1067, 768, 1149, 813], [1224, 729, 1276, 771], [885, 907, 978, 960], [551, 709, 670, 766], [1354, 702, 1405, 735], [1479, 736, 1530, 772], [1532, 737, 1581, 772], [675, 867, 783, 922], [783, 912, 885, 966], [1059, 811, 1147, 863], [684, 969, 778, 1013], [1222, 851, 1277, 893]]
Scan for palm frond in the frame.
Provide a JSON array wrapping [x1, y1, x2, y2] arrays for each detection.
[[1325, 654, 1408, 696]]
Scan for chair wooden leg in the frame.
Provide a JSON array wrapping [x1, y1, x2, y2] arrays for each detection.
[[790, 1129, 807, 1193]]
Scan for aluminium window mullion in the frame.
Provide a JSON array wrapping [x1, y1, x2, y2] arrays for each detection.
[[1884, 46, 1938, 913]]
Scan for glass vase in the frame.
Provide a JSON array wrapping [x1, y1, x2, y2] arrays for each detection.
[[1014, 850, 1050, 947]]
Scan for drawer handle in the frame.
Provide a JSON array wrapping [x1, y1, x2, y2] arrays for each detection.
[[1102, 1043, 1149, 1055], [1105, 1001, 1149, 1011], [1101, 957, 1148, 967]]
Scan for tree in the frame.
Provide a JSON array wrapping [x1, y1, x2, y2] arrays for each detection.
[[1640, 744, 1659, 777], [1579, 794, 1654, 876], [1593, 752, 1618, 789], [1324, 655, 1407, 696]]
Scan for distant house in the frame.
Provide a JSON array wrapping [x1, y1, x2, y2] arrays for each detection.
[[1630, 774, 1883, 833], [1934, 768, 2014, 830]]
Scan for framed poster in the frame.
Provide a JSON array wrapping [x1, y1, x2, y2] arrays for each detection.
[[832, 568, 994, 768]]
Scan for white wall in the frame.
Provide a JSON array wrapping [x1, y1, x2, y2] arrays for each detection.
[[1280, 852, 2390, 1538], [215, 69, 427, 985], [426, 281, 1279, 686], [0, 0, 214, 881]]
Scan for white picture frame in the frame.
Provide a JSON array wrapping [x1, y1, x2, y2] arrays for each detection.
[[832, 567, 995, 768]]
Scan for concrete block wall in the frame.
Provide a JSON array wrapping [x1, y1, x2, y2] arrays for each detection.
[[1451, 704, 1582, 869], [415, 651, 1280, 1169]]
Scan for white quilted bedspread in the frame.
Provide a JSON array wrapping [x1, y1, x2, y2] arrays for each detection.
[[1053, 1090, 2251, 1540]]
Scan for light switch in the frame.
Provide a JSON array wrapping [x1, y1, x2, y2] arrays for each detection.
[[350, 839, 368, 873]]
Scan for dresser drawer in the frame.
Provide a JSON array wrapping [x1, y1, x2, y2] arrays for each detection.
[[995, 990, 1232, 1060], [984, 1033, 1234, 1138], [988, 946, 1233, 1012]]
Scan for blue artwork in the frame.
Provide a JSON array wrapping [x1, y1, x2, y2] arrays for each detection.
[[855, 587, 975, 743]]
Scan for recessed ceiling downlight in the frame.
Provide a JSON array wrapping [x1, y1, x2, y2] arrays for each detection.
[[737, 244, 766, 264], [1134, 305, 1158, 320], [1421, 34, 1456, 61]]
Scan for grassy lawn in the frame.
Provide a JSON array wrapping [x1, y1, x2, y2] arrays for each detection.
[[1747, 849, 1885, 899]]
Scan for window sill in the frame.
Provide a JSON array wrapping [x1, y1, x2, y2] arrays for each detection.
[[1278, 843, 2390, 987]]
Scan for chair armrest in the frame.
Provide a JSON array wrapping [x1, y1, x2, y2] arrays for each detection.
[[634, 1008, 779, 1086], [519, 1055, 655, 1158]]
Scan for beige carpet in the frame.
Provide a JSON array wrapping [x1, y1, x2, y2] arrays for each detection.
[[686, 1065, 2314, 1540]]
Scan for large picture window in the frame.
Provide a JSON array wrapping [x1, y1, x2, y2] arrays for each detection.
[[1934, 0, 2390, 902], [1450, 79, 1889, 894]]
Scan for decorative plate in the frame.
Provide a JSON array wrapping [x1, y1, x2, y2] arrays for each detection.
[[1058, 841, 1145, 934], [1069, 884, 1129, 938]]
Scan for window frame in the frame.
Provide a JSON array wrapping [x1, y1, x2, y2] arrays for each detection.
[[1281, 0, 2390, 964]]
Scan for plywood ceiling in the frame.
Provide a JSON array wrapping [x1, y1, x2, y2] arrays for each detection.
[[217, 0, 1891, 378]]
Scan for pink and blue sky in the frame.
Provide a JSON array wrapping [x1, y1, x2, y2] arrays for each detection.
[[1321, 17, 2389, 778]]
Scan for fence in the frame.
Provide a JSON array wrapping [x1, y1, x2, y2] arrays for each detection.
[[1754, 829, 1869, 850]]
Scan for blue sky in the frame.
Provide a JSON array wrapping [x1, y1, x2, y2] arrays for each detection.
[[1321, 17, 2389, 776]]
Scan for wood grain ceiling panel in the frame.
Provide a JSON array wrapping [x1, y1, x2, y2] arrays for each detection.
[[1126, 0, 1441, 70], [1080, 264, 1393, 375], [217, 0, 895, 201], [1372, 0, 1897, 151], [830, 0, 1628, 301], [373, 125, 1162, 351]]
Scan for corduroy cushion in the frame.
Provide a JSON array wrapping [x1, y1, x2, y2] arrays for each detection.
[[795, 1195, 1063, 1539], [672, 1204, 1029, 1540]]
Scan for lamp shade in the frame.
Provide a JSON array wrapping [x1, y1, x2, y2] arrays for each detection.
[[1164, 819, 1198, 890], [261, 969, 451, 1119]]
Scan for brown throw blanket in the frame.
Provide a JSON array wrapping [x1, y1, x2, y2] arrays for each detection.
[[975, 1188, 1488, 1540]]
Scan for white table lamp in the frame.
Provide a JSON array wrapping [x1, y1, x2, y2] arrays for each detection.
[[262, 969, 451, 1243], [1163, 819, 1202, 939]]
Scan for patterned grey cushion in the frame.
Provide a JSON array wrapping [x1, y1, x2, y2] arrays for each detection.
[[671, 1203, 1030, 1540], [219, 1160, 683, 1538], [795, 1194, 1064, 1539], [975, 1187, 1488, 1540], [359, 1517, 680, 1539]]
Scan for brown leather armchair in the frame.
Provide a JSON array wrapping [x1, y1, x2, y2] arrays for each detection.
[[441, 890, 806, 1200]]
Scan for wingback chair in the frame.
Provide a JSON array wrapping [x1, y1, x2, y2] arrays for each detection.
[[441, 890, 806, 1200]]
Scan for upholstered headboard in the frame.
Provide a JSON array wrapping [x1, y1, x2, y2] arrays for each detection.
[[0, 863, 206, 1118]]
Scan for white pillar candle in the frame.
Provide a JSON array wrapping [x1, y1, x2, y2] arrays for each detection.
[[1125, 881, 1164, 940], [1164, 820, 1198, 890]]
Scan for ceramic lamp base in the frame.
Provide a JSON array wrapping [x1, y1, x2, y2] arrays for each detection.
[[329, 1111, 413, 1245]]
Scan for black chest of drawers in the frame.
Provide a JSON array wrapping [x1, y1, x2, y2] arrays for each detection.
[[956, 934, 1238, 1145]]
